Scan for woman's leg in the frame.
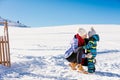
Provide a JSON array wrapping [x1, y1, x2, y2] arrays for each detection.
[[76, 47, 88, 74], [66, 53, 77, 70], [76, 47, 84, 64], [66, 52, 77, 62]]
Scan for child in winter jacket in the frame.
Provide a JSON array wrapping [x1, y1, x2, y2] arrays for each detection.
[[83, 27, 99, 73]]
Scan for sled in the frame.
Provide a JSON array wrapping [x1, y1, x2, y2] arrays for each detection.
[[0, 21, 11, 67]]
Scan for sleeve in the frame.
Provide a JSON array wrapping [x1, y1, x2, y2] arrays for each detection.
[[70, 38, 78, 52], [83, 41, 94, 49]]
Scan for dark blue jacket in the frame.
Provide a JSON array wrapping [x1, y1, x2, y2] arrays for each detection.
[[83, 34, 99, 58]]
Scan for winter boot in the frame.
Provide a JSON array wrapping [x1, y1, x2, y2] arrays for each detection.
[[77, 64, 88, 74], [69, 62, 77, 70]]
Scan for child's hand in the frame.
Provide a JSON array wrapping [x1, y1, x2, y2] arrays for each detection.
[[86, 53, 92, 58]]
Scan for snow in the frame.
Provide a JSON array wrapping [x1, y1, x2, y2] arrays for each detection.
[[0, 25, 120, 80]]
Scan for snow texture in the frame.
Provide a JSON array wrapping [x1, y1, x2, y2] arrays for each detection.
[[0, 25, 120, 80]]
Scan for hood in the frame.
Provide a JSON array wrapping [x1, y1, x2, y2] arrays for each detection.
[[90, 34, 100, 41]]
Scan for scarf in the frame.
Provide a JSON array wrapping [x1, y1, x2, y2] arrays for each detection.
[[75, 34, 85, 47]]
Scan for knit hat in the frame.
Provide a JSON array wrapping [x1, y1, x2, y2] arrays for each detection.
[[88, 27, 96, 37], [78, 28, 87, 36]]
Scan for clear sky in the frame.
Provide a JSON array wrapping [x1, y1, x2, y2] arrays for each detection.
[[0, 0, 120, 27]]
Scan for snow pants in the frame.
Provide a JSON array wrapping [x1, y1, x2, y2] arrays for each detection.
[[66, 47, 84, 64], [87, 58, 95, 73]]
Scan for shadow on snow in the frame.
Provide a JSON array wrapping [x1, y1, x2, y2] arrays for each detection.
[[95, 71, 120, 78], [97, 49, 120, 54]]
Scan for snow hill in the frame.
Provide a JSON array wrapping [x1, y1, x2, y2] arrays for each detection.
[[0, 17, 28, 27], [0, 25, 120, 80]]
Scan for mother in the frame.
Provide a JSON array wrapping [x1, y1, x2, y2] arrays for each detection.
[[64, 28, 88, 74]]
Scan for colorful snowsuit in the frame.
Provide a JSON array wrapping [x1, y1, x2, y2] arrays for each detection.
[[83, 34, 99, 73]]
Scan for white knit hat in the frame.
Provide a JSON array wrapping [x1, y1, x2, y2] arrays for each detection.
[[78, 28, 87, 36], [88, 27, 96, 37]]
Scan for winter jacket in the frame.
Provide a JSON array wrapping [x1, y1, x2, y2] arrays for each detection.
[[83, 34, 99, 58], [64, 34, 85, 58]]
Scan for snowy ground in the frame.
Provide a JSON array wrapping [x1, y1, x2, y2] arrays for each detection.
[[0, 25, 120, 80]]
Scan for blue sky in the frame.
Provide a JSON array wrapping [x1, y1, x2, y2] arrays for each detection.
[[0, 0, 120, 27]]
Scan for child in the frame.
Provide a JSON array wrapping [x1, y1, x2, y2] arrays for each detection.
[[83, 27, 99, 73]]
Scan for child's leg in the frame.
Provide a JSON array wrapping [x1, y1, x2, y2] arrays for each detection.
[[87, 58, 95, 73]]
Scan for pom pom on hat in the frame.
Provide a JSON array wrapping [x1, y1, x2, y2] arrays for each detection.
[[88, 27, 96, 37], [78, 28, 87, 36]]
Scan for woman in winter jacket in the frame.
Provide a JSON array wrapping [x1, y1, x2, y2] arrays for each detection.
[[64, 28, 88, 74]]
